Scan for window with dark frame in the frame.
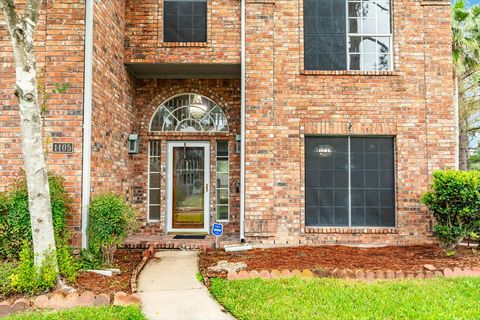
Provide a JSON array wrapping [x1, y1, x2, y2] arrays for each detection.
[[164, 0, 207, 43], [305, 136, 395, 227], [304, 0, 392, 71]]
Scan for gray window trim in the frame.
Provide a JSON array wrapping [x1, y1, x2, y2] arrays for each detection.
[[305, 135, 396, 228], [164, 0, 208, 43]]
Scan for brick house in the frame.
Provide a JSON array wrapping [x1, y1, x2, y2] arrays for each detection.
[[0, 0, 455, 248]]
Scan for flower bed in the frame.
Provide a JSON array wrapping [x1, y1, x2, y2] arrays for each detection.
[[75, 250, 143, 295], [199, 244, 480, 278], [0, 249, 150, 318]]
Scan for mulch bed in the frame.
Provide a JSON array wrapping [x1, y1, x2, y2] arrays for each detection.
[[74, 250, 143, 295], [199, 245, 480, 276]]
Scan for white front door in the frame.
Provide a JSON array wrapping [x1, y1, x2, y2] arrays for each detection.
[[167, 141, 210, 233]]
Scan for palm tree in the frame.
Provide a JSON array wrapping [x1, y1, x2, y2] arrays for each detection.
[[452, 0, 480, 170]]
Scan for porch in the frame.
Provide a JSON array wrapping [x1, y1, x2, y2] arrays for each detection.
[[122, 233, 238, 252]]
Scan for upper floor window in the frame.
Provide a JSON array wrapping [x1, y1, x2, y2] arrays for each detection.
[[164, 0, 207, 42], [304, 0, 392, 71]]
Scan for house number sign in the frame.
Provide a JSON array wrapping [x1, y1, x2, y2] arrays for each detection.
[[52, 143, 74, 154]]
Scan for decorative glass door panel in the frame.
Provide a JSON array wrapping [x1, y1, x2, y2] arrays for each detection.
[[172, 146, 205, 229]]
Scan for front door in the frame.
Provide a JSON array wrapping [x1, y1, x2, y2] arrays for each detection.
[[167, 142, 210, 233]]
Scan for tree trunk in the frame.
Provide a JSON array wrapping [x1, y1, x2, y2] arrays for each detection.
[[459, 121, 470, 171], [1, 1, 58, 269]]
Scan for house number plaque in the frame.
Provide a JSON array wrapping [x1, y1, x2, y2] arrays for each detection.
[[52, 143, 74, 154]]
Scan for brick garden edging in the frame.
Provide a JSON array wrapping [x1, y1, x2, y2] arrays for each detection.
[[0, 291, 141, 318], [131, 247, 153, 293], [226, 266, 480, 281], [0, 248, 151, 318]]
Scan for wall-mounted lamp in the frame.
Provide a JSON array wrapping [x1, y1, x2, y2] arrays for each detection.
[[128, 134, 140, 154], [236, 134, 241, 154]]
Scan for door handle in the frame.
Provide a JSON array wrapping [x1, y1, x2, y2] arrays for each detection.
[[206, 183, 209, 192]]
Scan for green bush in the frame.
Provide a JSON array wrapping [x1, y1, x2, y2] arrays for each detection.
[[56, 237, 80, 283], [8, 242, 58, 295], [85, 194, 138, 267], [422, 170, 480, 251], [0, 174, 80, 294], [0, 174, 69, 260], [0, 262, 16, 299]]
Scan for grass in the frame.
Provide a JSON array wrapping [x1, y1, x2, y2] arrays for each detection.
[[210, 277, 480, 320], [3, 306, 146, 320]]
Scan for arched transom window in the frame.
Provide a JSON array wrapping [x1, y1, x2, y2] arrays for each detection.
[[150, 93, 229, 132]]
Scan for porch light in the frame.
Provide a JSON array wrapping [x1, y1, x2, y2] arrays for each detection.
[[189, 94, 208, 120], [315, 145, 334, 158], [128, 134, 140, 154]]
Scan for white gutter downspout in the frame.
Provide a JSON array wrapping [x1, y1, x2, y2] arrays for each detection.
[[240, 0, 246, 242], [81, 0, 94, 249]]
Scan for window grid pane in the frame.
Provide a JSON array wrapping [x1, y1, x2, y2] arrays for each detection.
[[216, 141, 229, 221], [305, 136, 395, 227], [164, 0, 207, 43], [347, 0, 392, 71], [304, 0, 347, 70], [304, 0, 392, 71], [148, 141, 161, 221]]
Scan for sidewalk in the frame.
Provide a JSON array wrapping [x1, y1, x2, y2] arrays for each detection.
[[137, 250, 235, 320]]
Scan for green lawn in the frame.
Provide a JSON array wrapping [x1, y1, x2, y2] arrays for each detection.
[[210, 277, 480, 320], [3, 306, 146, 320]]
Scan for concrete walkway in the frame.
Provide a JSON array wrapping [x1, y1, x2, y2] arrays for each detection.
[[137, 251, 235, 320]]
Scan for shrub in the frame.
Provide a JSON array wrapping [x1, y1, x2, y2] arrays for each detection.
[[0, 174, 69, 260], [0, 262, 16, 299], [9, 242, 58, 295], [86, 194, 138, 267], [56, 237, 80, 283], [422, 170, 480, 251], [0, 173, 80, 288]]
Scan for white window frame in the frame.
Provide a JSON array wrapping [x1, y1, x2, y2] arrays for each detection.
[[148, 140, 162, 222], [216, 141, 230, 222], [166, 141, 211, 233], [345, 0, 393, 71]]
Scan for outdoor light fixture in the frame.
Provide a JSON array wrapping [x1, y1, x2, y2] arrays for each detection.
[[128, 134, 140, 154], [315, 145, 334, 158]]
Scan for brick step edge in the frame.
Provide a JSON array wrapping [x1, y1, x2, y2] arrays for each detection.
[[120, 241, 213, 252], [0, 291, 142, 318], [131, 248, 153, 293], [226, 266, 480, 281]]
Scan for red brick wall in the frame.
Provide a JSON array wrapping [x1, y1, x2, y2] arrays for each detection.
[[90, 0, 136, 198], [130, 79, 241, 238], [124, 0, 241, 64], [0, 0, 455, 247], [243, 0, 455, 245], [0, 1, 86, 246]]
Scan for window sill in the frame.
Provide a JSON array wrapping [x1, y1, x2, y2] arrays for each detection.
[[160, 42, 209, 48], [305, 227, 398, 234], [300, 70, 398, 76]]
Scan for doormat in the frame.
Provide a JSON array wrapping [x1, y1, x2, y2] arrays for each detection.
[[173, 235, 206, 240]]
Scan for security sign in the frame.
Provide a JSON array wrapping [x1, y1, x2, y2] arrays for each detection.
[[212, 223, 223, 237]]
